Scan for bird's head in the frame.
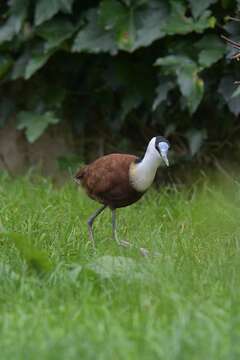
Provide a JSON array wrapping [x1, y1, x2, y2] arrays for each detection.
[[153, 136, 170, 167]]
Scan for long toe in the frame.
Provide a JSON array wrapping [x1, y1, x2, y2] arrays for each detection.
[[88, 226, 96, 249], [118, 240, 131, 248], [139, 247, 149, 257]]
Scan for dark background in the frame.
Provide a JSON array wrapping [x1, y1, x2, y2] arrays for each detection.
[[0, 0, 240, 175]]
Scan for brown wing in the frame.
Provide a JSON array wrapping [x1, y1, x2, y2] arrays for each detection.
[[75, 154, 142, 208]]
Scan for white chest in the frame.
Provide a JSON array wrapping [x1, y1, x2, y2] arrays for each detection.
[[129, 160, 159, 192], [128, 139, 163, 192]]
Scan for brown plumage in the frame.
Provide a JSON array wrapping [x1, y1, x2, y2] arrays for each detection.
[[74, 136, 170, 248], [75, 154, 143, 209]]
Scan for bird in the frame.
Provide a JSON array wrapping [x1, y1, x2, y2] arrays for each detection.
[[74, 136, 170, 248]]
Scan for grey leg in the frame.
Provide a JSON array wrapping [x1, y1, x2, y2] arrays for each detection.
[[87, 205, 106, 247], [111, 209, 130, 248], [111, 209, 119, 244]]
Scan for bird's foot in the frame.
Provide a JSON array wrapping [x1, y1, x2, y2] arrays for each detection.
[[113, 230, 131, 248], [118, 240, 131, 248], [139, 248, 162, 257], [139, 247, 149, 257]]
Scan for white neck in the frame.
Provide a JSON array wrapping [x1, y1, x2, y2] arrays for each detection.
[[130, 139, 161, 192]]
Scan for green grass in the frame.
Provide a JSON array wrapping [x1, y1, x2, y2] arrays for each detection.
[[0, 172, 240, 359]]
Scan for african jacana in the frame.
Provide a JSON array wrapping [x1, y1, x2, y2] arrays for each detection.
[[74, 136, 170, 247]]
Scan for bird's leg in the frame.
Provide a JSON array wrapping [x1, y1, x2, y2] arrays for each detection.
[[111, 209, 130, 248], [87, 205, 106, 248], [111, 208, 118, 243]]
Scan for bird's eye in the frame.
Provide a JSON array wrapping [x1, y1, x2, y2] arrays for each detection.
[[159, 142, 169, 152]]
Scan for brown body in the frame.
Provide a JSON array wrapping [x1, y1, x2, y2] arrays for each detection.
[[75, 154, 144, 209]]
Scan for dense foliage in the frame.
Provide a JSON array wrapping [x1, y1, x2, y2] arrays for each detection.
[[0, 0, 240, 156]]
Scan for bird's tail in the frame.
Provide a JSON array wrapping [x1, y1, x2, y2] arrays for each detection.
[[74, 166, 86, 184]]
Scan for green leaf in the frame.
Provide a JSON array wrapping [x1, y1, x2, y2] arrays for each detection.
[[130, 0, 168, 51], [196, 34, 226, 68], [188, 0, 217, 18], [0, 55, 13, 78], [113, 91, 142, 129], [99, 0, 135, 51], [155, 55, 204, 113], [219, 76, 240, 116], [36, 18, 76, 51], [177, 64, 204, 114], [186, 129, 207, 156], [24, 52, 53, 79], [17, 111, 60, 142], [86, 256, 136, 280], [152, 77, 175, 111], [11, 52, 30, 80], [0, 232, 53, 274], [232, 85, 240, 98], [0, 0, 29, 43], [35, 0, 74, 26], [122, 0, 149, 5], [10, 0, 29, 15], [155, 55, 190, 70], [11, 46, 55, 80], [86, 256, 148, 282], [0, 16, 21, 43], [72, 9, 117, 55], [73, 1, 168, 54], [99, 0, 127, 31], [99, 0, 168, 52], [163, 1, 216, 35]]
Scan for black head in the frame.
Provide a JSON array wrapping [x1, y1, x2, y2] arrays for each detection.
[[155, 136, 170, 152]]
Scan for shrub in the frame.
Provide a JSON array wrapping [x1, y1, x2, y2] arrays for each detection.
[[0, 0, 239, 156]]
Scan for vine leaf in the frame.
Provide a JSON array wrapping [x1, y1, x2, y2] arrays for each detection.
[[10, 17, 76, 80], [24, 52, 53, 80], [232, 85, 240, 98], [11, 50, 53, 80], [163, 1, 216, 35], [196, 34, 226, 68], [73, 1, 168, 54], [35, 0, 74, 26], [0, 0, 29, 43], [36, 19, 76, 51], [99, 0, 168, 51], [17, 111, 60, 142], [130, 0, 168, 51], [0, 55, 13, 78], [219, 76, 240, 116], [177, 64, 204, 114], [152, 77, 175, 111], [155, 55, 204, 114], [188, 0, 217, 19], [0, 232, 53, 274], [72, 9, 117, 55], [186, 129, 207, 156]]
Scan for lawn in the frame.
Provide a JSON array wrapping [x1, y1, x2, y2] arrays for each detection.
[[0, 173, 239, 359]]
